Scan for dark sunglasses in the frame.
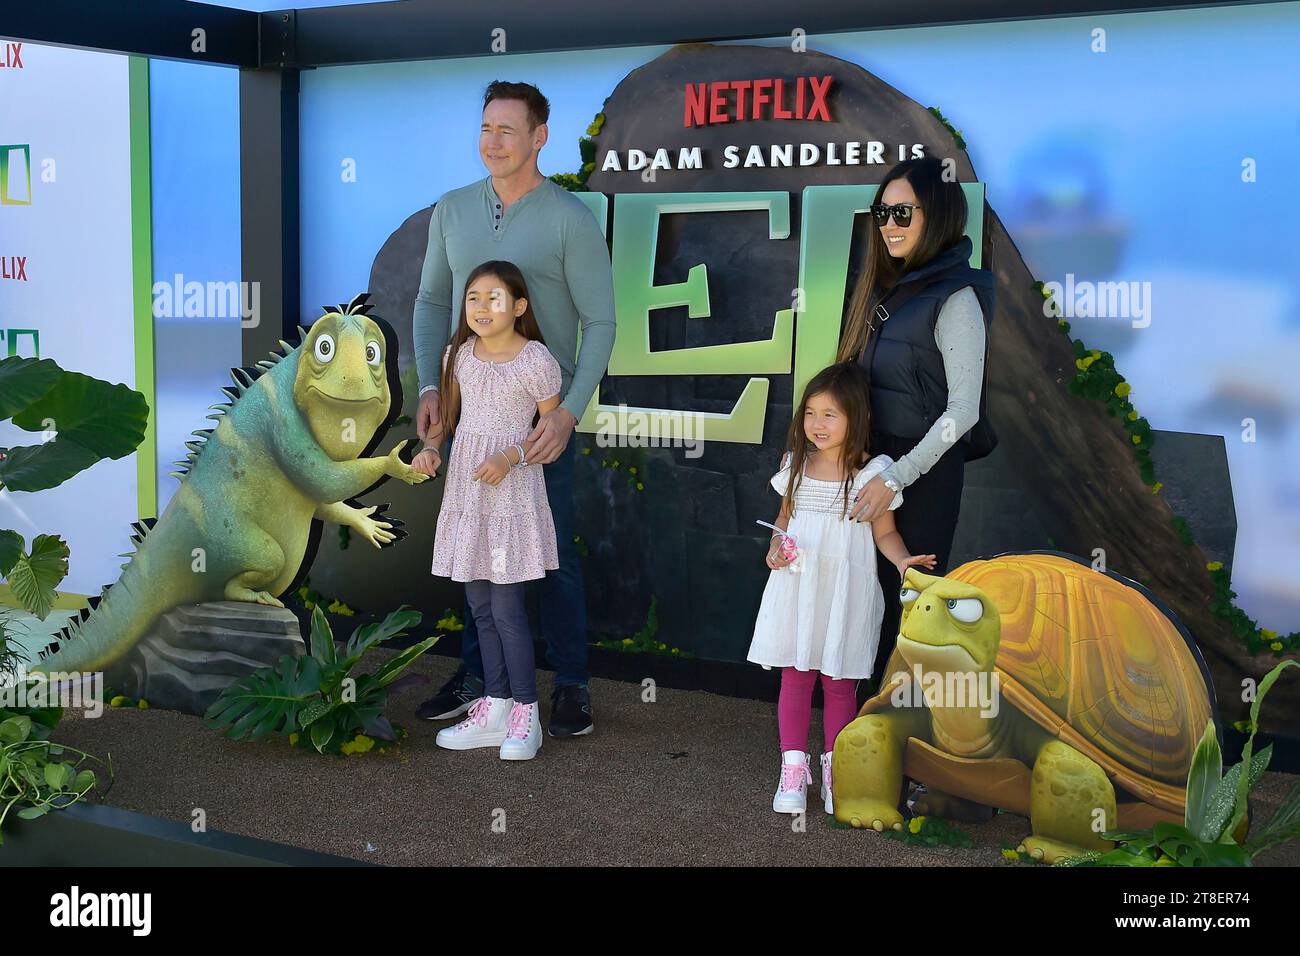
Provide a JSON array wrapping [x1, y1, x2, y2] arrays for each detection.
[[870, 202, 921, 228]]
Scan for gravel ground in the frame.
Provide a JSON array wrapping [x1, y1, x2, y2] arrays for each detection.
[[50, 652, 1300, 867]]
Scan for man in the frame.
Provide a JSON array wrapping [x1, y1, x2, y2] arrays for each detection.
[[410, 81, 616, 737]]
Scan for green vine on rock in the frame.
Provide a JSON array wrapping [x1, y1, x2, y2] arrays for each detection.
[[926, 107, 966, 150], [1037, 280, 1297, 656]]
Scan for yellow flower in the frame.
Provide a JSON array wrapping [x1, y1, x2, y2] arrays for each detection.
[[109, 695, 129, 708], [137, 699, 150, 710], [1038, 284, 1052, 299], [1057, 319, 1067, 328], [908, 816, 925, 834], [1131, 434, 1141, 445], [622, 638, 633, 645], [1075, 358, 1087, 370], [1206, 561, 1223, 572], [1262, 629, 1277, 640], [672, 648, 680, 655], [1127, 410, 1138, 421], [636, 482, 645, 491], [1001, 848, 1020, 861], [1090, 349, 1101, 360], [289, 732, 300, 746], [581, 446, 591, 455], [341, 734, 375, 756], [1151, 482, 1163, 494], [628, 466, 637, 475], [1271, 641, 1284, 652], [1114, 382, 1131, 398]]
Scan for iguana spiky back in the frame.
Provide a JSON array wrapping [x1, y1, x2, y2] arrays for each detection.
[[32, 294, 429, 677]]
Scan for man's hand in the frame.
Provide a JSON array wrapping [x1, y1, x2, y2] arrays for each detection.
[[849, 475, 894, 524], [526, 407, 577, 464], [416, 389, 442, 442], [473, 452, 510, 486]]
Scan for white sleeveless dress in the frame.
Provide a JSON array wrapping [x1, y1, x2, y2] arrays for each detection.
[[746, 451, 903, 679]]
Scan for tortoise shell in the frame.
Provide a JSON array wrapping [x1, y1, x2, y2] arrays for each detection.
[[945, 552, 1216, 815]]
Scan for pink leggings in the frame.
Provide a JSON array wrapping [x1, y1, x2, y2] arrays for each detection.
[[778, 667, 859, 753]]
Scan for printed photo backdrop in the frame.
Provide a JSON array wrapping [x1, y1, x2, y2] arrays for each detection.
[[295, 6, 1299, 692]]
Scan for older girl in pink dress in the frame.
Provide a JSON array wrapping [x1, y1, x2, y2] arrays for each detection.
[[414, 261, 562, 761]]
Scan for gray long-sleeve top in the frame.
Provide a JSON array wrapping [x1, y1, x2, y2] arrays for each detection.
[[880, 285, 987, 489], [412, 174, 617, 422]]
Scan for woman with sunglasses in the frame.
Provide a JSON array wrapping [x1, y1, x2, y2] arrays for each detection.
[[836, 156, 996, 696]]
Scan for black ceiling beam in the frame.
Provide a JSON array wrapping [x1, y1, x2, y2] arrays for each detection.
[[0, 0, 260, 67], [283, 0, 1285, 68]]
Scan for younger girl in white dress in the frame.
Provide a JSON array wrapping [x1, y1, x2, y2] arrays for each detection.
[[748, 362, 936, 816]]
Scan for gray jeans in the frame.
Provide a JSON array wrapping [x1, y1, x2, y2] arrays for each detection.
[[464, 579, 538, 705]]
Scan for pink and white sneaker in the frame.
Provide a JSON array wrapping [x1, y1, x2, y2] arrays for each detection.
[[772, 750, 812, 814], [499, 700, 542, 761], [820, 752, 834, 814], [435, 696, 513, 750]]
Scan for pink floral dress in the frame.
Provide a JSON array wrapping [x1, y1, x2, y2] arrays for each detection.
[[431, 338, 563, 584]]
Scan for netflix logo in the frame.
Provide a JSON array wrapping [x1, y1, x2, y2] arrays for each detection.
[[1, 42, 23, 69], [684, 75, 833, 127], [1, 255, 27, 281]]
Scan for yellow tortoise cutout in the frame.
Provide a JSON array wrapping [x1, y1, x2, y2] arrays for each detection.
[[833, 552, 1217, 863]]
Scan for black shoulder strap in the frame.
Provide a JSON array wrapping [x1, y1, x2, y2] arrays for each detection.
[[859, 281, 929, 385]]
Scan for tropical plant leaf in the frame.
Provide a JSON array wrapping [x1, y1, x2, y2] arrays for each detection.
[[0, 356, 62, 420], [341, 606, 422, 666], [1186, 719, 1223, 838], [0, 715, 32, 745], [298, 696, 335, 728], [4, 534, 69, 620], [1205, 746, 1271, 844], [308, 604, 337, 667], [1096, 845, 1161, 866], [369, 636, 438, 687], [309, 716, 335, 754], [203, 653, 322, 741], [1243, 781, 1300, 856], [0, 530, 23, 577], [1225, 661, 1299, 842], [11, 368, 149, 458], [0, 441, 103, 494]]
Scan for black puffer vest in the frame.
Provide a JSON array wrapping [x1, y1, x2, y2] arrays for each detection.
[[855, 235, 995, 441]]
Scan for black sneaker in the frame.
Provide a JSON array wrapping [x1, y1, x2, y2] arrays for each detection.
[[416, 668, 483, 721], [549, 684, 594, 737]]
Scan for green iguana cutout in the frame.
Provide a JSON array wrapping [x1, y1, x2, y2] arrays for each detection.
[[32, 293, 430, 676]]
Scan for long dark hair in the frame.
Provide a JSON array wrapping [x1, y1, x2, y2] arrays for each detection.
[[437, 260, 546, 437], [836, 157, 969, 364], [782, 362, 873, 519]]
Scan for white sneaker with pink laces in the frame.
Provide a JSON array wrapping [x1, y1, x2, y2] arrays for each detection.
[[772, 750, 812, 814], [499, 701, 542, 761], [820, 752, 834, 814], [435, 696, 513, 750]]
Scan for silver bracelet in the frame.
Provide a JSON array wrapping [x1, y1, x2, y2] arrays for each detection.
[[516, 443, 527, 467]]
